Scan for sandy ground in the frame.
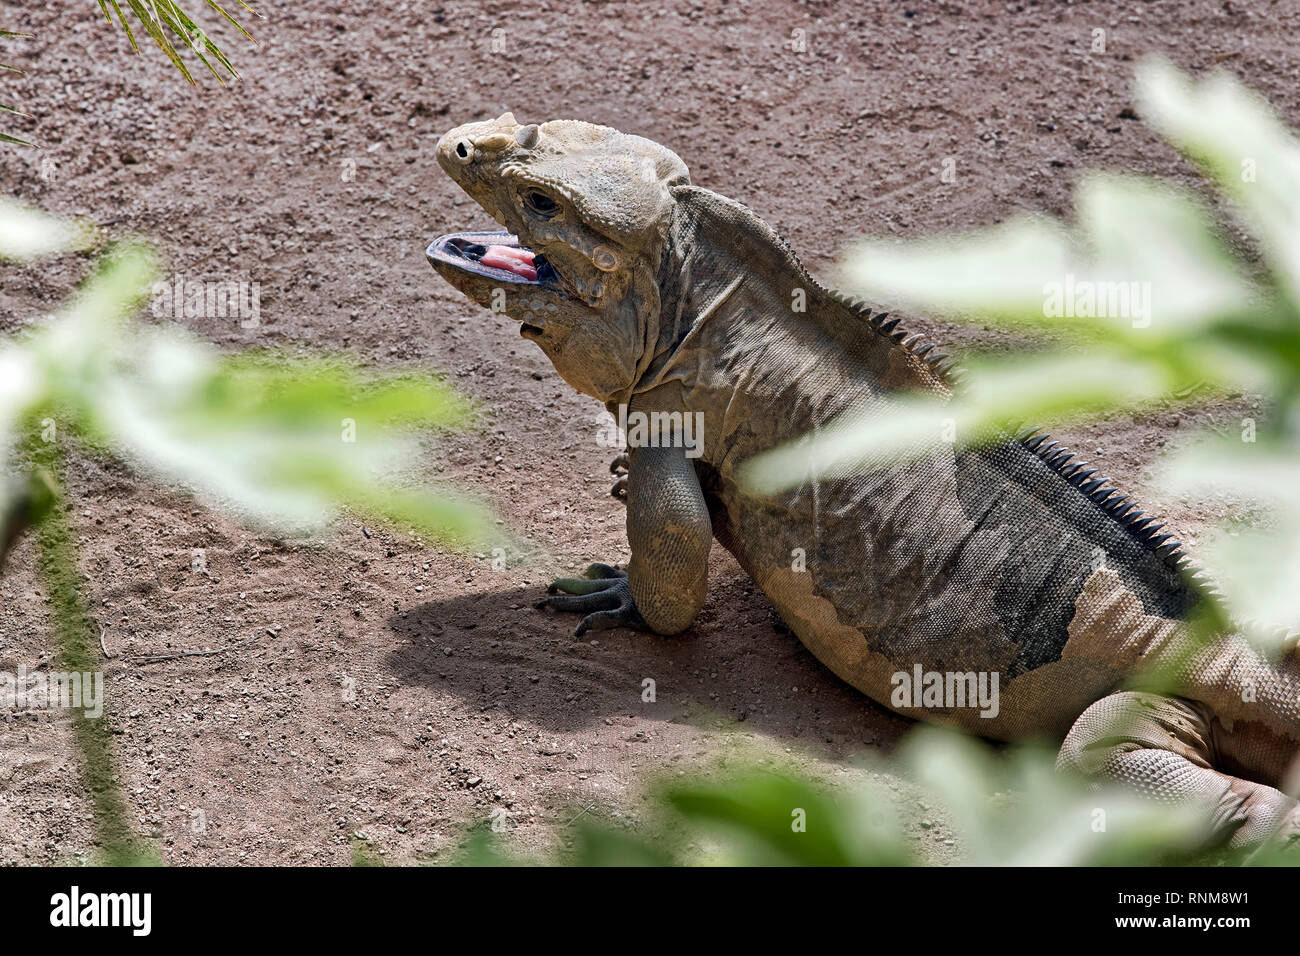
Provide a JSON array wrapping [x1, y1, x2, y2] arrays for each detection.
[[0, 0, 1286, 863]]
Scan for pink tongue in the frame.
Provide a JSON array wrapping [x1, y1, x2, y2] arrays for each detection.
[[480, 244, 537, 281]]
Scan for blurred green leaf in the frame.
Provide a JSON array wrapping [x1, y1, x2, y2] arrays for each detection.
[[1163, 440, 1300, 637], [449, 730, 1267, 866], [1137, 58, 1300, 310], [1, 215, 496, 548], [723, 60, 1300, 872], [661, 768, 910, 865], [0, 198, 96, 259], [80, 331, 494, 543], [1075, 174, 1261, 330], [754, 59, 1300, 634], [567, 823, 678, 866], [899, 728, 1210, 866], [0, 199, 501, 861], [450, 827, 522, 867], [351, 839, 385, 867], [841, 217, 1072, 327], [842, 174, 1259, 339], [742, 351, 1177, 494]]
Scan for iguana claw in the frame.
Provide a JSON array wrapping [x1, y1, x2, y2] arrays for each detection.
[[609, 453, 629, 502], [537, 562, 646, 636]]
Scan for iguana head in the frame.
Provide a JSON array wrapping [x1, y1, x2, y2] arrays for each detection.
[[428, 112, 690, 401]]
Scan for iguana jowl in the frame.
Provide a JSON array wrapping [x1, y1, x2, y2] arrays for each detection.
[[427, 112, 1300, 848]]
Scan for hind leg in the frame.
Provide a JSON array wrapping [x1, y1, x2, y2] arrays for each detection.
[[1058, 691, 1300, 849]]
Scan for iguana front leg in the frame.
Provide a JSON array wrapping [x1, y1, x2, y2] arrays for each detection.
[[540, 443, 712, 636]]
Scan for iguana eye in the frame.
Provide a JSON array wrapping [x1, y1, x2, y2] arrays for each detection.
[[523, 190, 559, 217]]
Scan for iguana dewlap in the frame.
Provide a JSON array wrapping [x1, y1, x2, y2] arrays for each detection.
[[427, 113, 1300, 849]]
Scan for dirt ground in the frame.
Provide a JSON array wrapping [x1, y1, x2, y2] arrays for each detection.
[[0, 0, 1288, 864]]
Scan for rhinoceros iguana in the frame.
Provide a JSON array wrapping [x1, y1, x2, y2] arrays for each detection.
[[426, 112, 1300, 849]]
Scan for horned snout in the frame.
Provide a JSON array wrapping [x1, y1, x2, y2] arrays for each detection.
[[436, 112, 525, 175]]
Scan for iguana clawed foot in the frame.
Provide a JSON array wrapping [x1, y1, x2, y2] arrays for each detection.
[[537, 562, 646, 636], [609, 452, 629, 501]]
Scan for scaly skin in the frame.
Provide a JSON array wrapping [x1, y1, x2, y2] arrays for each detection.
[[427, 113, 1300, 849]]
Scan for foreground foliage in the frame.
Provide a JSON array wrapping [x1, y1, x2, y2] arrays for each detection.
[[746, 60, 1300, 642], [4, 2, 259, 145], [1, 200, 494, 861], [458, 728, 1297, 866], [0, 29, 32, 146], [707, 59, 1300, 867]]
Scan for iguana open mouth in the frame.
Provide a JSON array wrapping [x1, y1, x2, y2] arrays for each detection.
[[426, 231, 560, 287]]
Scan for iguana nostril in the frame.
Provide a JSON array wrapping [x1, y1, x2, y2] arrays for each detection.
[[453, 139, 474, 164]]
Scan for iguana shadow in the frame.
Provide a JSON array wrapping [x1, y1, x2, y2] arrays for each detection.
[[383, 581, 912, 757]]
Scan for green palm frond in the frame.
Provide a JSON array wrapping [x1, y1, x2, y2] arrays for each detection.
[[4, 3, 262, 148], [96, 0, 260, 85], [1, 30, 32, 146]]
